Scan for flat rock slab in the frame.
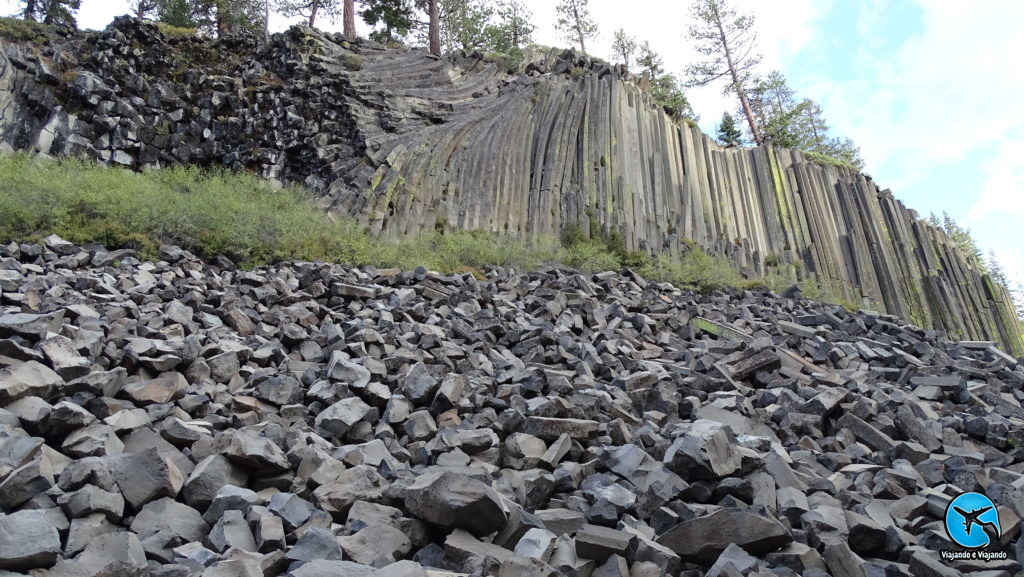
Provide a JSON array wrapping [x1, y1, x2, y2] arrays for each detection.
[[520, 417, 600, 441], [574, 524, 636, 562], [404, 471, 507, 537], [657, 507, 793, 563], [0, 509, 61, 570]]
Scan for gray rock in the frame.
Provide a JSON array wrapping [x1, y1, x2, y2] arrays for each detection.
[[0, 361, 63, 403], [74, 530, 149, 574], [0, 311, 64, 340], [443, 529, 515, 574], [204, 485, 259, 525], [403, 362, 438, 405], [404, 410, 437, 441], [573, 524, 635, 562], [328, 355, 372, 388], [513, 528, 558, 563], [657, 507, 793, 563], [207, 509, 257, 552], [404, 471, 507, 537], [222, 430, 291, 472], [316, 396, 373, 439], [286, 560, 375, 577], [56, 484, 125, 520], [312, 464, 387, 521], [268, 492, 317, 531], [0, 509, 61, 570], [285, 526, 343, 563], [0, 456, 54, 511], [705, 543, 759, 577], [369, 560, 427, 577], [338, 524, 412, 567], [40, 335, 92, 380], [182, 454, 249, 510], [130, 497, 210, 561], [121, 371, 189, 405], [112, 446, 186, 508], [64, 513, 121, 556], [520, 417, 599, 441]]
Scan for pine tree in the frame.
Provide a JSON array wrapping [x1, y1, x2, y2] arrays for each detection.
[[360, 0, 416, 44], [437, 0, 492, 53], [188, 0, 265, 35], [636, 41, 662, 77], [159, 0, 198, 27], [628, 42, 694, 121], [130, 0, 162, 19], [685, 0, 762, 144], [611, 28, 637, 69], [988, 250, 1009, 288], [554, 0, 597, 55], [649, 74, 695, 120], [275, 0, 342, 28], [21, 0, 82, 27], [1013, 282, 1024, 320], [817, 136, 864, 170], [490, 0, 533, 51], [942, 212, 985, 271], [744, 71, 803, 147], [717, 112, 742, 146]]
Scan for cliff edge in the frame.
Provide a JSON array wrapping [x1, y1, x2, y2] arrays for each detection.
[[0, 17, 1019, 354]]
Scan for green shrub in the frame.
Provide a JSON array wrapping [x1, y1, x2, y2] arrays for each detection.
[[560, 223, 588, 247], [342, 53, 363, 71], [569, 66, 588, 79], [803, 150, 858, 171], [563, 239, 620, 272], [0, 155, 374, 268], [156, 22, 197, 39], [0, 17, 53, 44], [0, 154, 752, 293], [484, 48, 524, 74]]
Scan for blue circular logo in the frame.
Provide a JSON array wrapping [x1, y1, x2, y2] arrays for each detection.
[[944, 492, 1001, 549]]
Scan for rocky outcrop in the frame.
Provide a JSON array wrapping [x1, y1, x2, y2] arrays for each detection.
[[0, 17, 1019, 354]]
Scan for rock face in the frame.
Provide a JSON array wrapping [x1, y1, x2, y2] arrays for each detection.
[[0, 18, 1019, 354], [1, 238, 1024, 576]]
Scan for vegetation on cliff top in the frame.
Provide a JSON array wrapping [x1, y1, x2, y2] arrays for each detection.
[[0, 154, 746, 292]]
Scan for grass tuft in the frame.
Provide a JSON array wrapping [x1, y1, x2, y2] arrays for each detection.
[[0, 17, 53, 44], [156, 22, 198, 39]]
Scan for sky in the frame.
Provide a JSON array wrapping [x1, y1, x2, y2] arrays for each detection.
[[3, 0, 1023, 290]]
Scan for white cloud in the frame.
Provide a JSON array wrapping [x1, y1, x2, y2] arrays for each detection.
[[820, 1, 1024, 171], [970, 136, 1024, 222]]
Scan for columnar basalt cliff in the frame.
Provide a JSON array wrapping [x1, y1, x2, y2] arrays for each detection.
[[0, 18, 1020, 354]]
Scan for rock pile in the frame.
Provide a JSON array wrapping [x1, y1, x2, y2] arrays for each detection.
[[1, 236, 1023, 577]]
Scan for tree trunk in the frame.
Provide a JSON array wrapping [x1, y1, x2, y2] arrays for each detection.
[[308, 0, 319, 27], [24, 0, 38, 21], [263, 0, 270, 42], [343, 0, 355, 40], [216, 0, 230, 36], [428, 0, 440, 56], [572, 2, 585, 54], [713, 5, 761, 145], [510, 4, 519, 48]]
